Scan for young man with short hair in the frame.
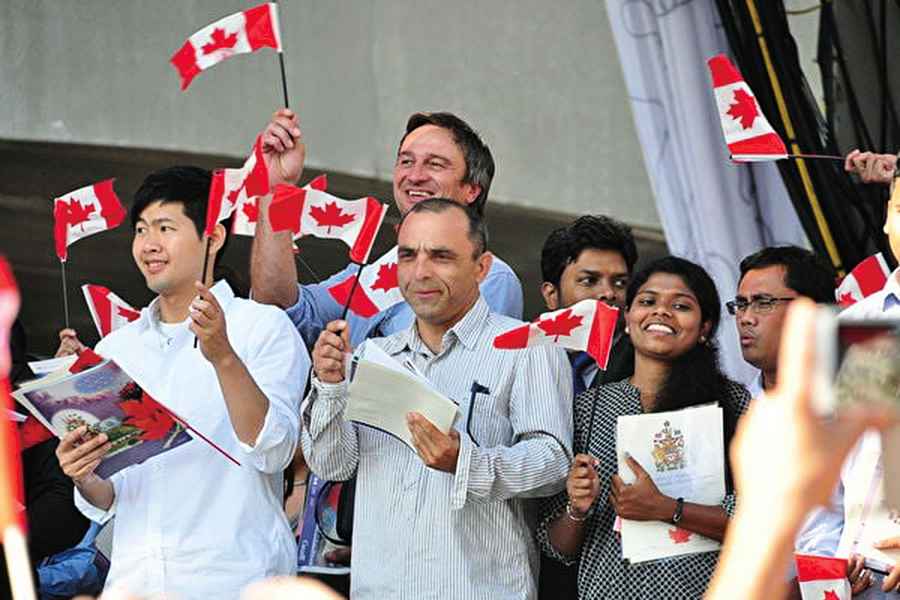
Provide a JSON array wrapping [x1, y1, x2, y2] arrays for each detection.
[[55, 166, 308, 599]]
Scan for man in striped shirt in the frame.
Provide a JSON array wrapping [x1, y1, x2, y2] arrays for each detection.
[[302, 198, 573, 599]]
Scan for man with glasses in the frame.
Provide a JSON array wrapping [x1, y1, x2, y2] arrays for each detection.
[[728, 246, 835, 397]]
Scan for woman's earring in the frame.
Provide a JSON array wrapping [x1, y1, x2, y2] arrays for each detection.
[[700, 336, 707, 343], [624, 326, 630, 335]]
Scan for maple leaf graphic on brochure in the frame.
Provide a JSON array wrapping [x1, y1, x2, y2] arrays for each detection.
[[727, 88, 758, 129], [202, 28, 238, 55], [823, 591, 840, 600], [119, 392, 177, 442], [371, 262, 398, 292], [311, 202, 356, 233], [537, 308, 583, 342], [668, 527, 692, 544], [57, 199, 97, 230], [242, 198, 259, 223]]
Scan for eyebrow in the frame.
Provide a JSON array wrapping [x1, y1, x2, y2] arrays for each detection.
[[136, 217, 178, 226], [397, 150, 451, 164], [577, 268, 628, 278], [638, 289, 697, 301], [398, 245, 459, 258]]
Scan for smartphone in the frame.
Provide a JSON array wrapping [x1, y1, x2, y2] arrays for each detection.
[[814, 307, 900, 508]]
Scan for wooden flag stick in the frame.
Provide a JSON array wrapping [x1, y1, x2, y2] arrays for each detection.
[[339, 263, 366, 322], [193, 237, 213, 349], [60, 261, 70, 329], [3, 526, 36, 600]]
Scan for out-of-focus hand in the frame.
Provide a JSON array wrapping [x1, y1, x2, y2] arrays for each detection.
[[261, 108, 305, 188], [846, 554, 873, 595], [845, 149, 897, 185], [56, 328, 86, 357], [241, 576, 344, 600]]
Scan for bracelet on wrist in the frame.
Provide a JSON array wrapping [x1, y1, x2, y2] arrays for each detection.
[[565, 501, 593, 523], [671, 497, 685, 524]]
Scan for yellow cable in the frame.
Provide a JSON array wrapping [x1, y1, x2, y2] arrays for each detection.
[[745, 0, 844, 275]]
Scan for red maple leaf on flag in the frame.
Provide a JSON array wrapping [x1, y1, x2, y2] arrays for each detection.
[[202, 28, 238, 55], [668, 527, 692, 544], [310, 202, 356, 233], [242, 198, 260, 223], [57, 198, 97, 230], [823, 591, 840, 600], [837, 291, 857, 308], [727, 88, 758, 130], [119, 393, 176, 441], [116, 306, 139, 321], [371, 262, 398, 292], [537, 309, 584, 342]]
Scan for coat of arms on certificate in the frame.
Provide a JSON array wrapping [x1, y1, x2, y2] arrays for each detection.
[[652, 421, 685, 472]]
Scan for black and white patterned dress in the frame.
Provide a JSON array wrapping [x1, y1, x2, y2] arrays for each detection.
[[536, 379, 750, 600]]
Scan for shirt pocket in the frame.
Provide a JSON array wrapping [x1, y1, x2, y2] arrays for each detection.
[[465, 392, 513, 449]]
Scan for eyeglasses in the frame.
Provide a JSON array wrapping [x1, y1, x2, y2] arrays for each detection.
[[725, 296, 796, 315]]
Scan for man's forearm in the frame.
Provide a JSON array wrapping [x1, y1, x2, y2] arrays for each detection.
[[250, 194, 300, 307], [214, 354, 270, 445], [76, 476, 115, 512]]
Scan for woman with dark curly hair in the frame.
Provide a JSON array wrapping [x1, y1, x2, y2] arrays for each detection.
[[537, 256, 750, 600]]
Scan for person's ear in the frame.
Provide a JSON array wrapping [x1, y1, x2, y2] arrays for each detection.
[[461, 183, 481, 206], [473, 251, 493, 285], [207, 222, 227, 258], [541, 282, 560, 311], [700, 321, 713, 344]]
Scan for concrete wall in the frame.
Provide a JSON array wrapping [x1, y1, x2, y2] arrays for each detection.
[[0, 0, 660, 228]]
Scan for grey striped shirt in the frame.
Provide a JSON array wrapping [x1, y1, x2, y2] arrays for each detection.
[[301, 296, 573, 599]]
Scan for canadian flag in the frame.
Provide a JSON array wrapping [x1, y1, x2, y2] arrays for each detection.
[[327, 247, 403, 318], [170, 3, 282, 90], [0, 257, 26, 535], [836, 252, 890, 307], [53, 179, 126, 262], [794, 554, 851, 600], [206, 137, 270, 237], [269, 183, 387, 264], [493, 299, 619, 369], [81, 284, 141, 339], [232, 174, 328, 238], [708, 54, 788, 162]]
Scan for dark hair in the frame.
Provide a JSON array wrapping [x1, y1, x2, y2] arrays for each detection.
[[131, 166, 246, 296], [739, 246, 835, 303], [540, 215, 638, 286], [399, 112, 495, 216], [626, 256, 739, 489], [399, 197, 488, 258]]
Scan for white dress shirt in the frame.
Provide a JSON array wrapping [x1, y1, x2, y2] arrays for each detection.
[[301, 296, 573, 599], [75, 281, 309, 600]]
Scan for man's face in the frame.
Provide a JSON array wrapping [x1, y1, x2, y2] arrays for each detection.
[[542, 249, 629, 311], [393, 125, 480, 215], [735, 265, 795, 372], [396, 208, 491, 327], [885, 181, 900, 264], [132, 201, 205, 296]]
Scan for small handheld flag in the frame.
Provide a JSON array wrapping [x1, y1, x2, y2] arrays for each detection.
[[170, 2, 282, 90], [493, 299, 619, 369], [82, 284, 141, 338], [327, 247, 403, 319], [232, 174, 327, 238], [794, 554, 850, 600]]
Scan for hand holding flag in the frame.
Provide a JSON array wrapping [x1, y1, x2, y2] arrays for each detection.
[[493, 299, 619, 369]]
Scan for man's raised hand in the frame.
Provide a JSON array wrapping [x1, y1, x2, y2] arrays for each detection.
[[312, 320, 351, 384], [261, 108, 305, 188]]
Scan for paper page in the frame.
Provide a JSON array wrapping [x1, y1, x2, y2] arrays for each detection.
[[346, 359, 459, 452], [5, 409, 26, 422], [616, 404, 725, 563], [355, 340, 430, 385], [27, 355, 77, 376]]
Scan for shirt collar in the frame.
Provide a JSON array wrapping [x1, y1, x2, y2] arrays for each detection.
[[383, 295, 490, 356], [139, 279, 236, 332]]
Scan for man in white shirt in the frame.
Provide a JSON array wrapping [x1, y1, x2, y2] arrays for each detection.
[[727, 246, 835, 397], [54, 166, 309, 599]]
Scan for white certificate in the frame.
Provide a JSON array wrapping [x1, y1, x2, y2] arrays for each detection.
[[616, 404, 725, 563]]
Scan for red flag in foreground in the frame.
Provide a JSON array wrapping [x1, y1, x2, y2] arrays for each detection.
[[232, 174, 328, 238], [328, 247, 404, 318], [269, 183, 388, 264], [206, 138, 269, 237], [708, 54, 788, 162], [53, 179, 125, 262], [493, 299, 619, 369], [0, 257, 36, 600], [794, 554, 850, 600], [836, 252, 891, 307], [81, 284, 141, 338], [170, 2, 282, 90]]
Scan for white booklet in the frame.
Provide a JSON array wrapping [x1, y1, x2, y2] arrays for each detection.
[[345, 341, 459, 452], [616, 404, 725, 563]]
